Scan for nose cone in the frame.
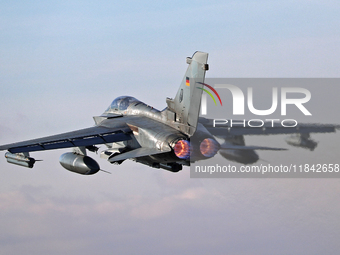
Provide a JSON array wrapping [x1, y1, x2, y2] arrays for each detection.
[[200, 138, 220, 158], [219, 149, 259, 164]]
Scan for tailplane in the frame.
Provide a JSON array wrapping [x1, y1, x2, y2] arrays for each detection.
[[166, 51, 209, 136]]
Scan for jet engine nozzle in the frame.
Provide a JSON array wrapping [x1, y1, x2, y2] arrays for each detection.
[[200, 138, 220, 158], [173, 140, 190, 159], [59, 153, 100, 175]]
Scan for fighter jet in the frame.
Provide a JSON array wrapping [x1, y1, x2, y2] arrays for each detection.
[[0, 52, 338, 174]]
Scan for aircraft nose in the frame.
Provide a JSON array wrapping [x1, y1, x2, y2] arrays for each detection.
[[243, 150, 260, 164], [219, 149, 259, 164]]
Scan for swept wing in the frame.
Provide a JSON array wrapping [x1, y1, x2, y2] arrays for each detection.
[[0, 118, 133, 154]]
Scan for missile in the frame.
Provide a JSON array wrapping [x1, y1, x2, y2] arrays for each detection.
[[5, 152, 36, 168], [59, 152, 100, 175]]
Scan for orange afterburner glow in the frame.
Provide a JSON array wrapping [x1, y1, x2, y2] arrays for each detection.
[[174, 140, 190, 159], [200, 138, 219, 157]]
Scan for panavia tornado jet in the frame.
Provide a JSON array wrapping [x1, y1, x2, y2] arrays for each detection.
[[0, 52, 338, 174]]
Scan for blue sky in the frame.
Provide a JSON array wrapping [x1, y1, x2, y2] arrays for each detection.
[[1, 1, 340, 254]]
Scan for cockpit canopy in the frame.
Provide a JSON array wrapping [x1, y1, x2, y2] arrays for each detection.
[[106, 96, 140, 112]]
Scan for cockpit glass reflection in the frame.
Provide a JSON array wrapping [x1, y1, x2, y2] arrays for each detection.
[[107, 96, 140, 112]]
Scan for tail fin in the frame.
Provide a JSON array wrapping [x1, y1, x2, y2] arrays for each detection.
[[166, 51, 208, 136]]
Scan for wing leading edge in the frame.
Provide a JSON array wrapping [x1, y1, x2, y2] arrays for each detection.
[[0, 126, 132, 154]]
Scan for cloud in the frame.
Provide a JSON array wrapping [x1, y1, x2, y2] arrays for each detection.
[[0, 175, 340, 255]]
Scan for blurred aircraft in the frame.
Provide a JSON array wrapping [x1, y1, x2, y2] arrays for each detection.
[[0, 52, 338, 174]]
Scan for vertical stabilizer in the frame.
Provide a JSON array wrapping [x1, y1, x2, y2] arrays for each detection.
[[166, 51, 208, 136]]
